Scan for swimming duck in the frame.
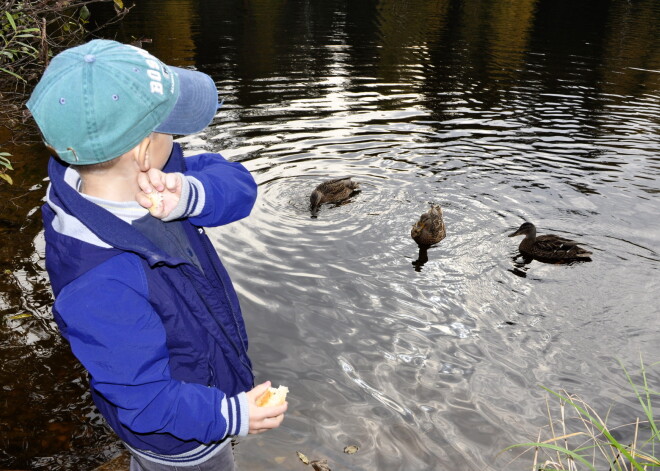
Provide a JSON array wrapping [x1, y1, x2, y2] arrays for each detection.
[[411, 204, 446, 247], [310, 177, 360, 217], [508, 222, 592, 261]]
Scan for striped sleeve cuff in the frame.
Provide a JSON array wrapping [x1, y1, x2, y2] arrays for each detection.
[[162, 175, 206, 222], [236, 392, 249, 436], [221, 392, 249, 437]]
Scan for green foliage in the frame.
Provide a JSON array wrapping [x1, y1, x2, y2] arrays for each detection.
[[1, 9, 41, 81], [502, 357, 659, 470], [0, 1, 129, 182], [1, 152, 14, 184], [0, 0, 129, 83]]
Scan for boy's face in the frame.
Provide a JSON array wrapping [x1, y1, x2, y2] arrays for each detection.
[[148, 132, 174, 170]]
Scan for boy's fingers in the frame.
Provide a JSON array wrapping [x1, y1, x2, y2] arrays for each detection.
[[255, 401, 286, 416], [249, 414, 285, 434], [137, 172, 153, 194], [164, 173, 180, 192], [138, 170, 181, 196], [249, 381, 271, 401], [147, 168, 165, 191], [268, 402, 287, 416], [251, 403, 287, 425], [266, 412, 285, 427], [262, 413, 285, 430], [135, 192, 152, 209]]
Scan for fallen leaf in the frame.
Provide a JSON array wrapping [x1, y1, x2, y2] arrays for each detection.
[[8, 313, 32, 320], [296, 451, 310, 465], [311, 459, 331, 471]]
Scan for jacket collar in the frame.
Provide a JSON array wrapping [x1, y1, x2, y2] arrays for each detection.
[[46, 144, 186, 268]]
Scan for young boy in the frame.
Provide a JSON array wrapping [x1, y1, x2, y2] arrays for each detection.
[[26, 39, 286, 470]]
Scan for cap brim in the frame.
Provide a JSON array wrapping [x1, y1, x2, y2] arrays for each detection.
[[155, 66, 218, 135]]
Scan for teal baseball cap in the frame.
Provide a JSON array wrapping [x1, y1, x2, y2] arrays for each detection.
[[26, 39, 218, 165]]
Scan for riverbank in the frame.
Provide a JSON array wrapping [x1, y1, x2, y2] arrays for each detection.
[[92, 452, 130, 471]]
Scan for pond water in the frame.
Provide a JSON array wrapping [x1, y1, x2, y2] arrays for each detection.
[[1, 0, 659, 469]]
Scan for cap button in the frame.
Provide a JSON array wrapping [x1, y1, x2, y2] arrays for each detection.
[[84, 54, 96, 63]]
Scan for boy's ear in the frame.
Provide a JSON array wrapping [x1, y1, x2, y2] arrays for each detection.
[[135, 136, 152, 172]]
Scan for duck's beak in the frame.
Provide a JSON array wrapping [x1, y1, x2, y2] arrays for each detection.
[[508, 229, 522, 237]]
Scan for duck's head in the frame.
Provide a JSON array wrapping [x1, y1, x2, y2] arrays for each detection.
[[429, 204, 443, 216], [508, 222, 536, 238], [310, 190, 323, 218]]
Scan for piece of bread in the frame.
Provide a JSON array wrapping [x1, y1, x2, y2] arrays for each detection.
[[146, 191, 163, 214], [256, 385, 289, 407]]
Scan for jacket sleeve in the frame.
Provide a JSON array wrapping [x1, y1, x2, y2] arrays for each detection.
[[53, 253, 249, 442], [180, 153, 257, 228]]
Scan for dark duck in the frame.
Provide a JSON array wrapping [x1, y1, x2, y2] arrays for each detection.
[[508, 222, 592, 262], [309, 177, 360, 218], [411, 204, 446, 271], [411, 204, 446, 247]]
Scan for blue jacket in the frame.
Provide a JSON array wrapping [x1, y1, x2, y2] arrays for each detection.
[[42, 144, 256, 456]]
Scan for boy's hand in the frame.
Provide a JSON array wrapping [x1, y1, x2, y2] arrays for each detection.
[[136, 169, 182, 219], [246, 381, 287, 434]]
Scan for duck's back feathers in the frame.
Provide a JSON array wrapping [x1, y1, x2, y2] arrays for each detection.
[[411, 204, 446, 247], [310, 177, 360, 217], [525, 235, 592, 260]]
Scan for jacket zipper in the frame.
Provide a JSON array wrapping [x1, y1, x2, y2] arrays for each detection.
[[193, 228, 253, 377]]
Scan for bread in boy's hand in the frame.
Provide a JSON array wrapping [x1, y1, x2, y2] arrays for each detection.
[[146, 191, 163, 214], [256, 385, 289, 407]]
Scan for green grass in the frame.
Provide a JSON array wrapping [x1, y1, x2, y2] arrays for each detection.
[[501, 358, 659, 470]]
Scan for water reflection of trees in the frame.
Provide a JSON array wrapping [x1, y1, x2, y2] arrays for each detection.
[[196, 0, 656, 120], [601, 0, 660, 96]]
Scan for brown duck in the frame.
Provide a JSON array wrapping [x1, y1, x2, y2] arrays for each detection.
[[508, 222, 592, 261], [411, 204, 446, 247], [310, 177, 360, 217]]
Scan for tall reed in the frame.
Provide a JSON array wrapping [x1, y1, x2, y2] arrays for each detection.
[[501, 358, 659, 470]]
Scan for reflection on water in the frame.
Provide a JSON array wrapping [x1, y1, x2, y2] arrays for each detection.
[[1, 0, 660, 469]]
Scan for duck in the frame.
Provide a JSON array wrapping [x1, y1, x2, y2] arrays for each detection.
[[411, 204, 446, 247], [310, 177, 360, 217], [508, 222, 592, 261]]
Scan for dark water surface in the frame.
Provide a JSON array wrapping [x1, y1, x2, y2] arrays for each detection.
[[1, 0, 659, 469]]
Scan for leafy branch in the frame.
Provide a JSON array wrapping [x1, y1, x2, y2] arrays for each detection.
[[1, 0, 130, 184]]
